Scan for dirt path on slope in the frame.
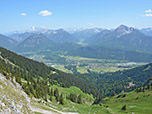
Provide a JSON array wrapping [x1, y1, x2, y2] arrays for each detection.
[[31, 104, 79, 114]]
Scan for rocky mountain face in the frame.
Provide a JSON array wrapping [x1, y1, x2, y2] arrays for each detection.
[[0, 73, 33, 114], [86, 25, 152, 52], [86, 25, 135, 44], [113, 25, 134, 38], [45, 29, 77, 43]]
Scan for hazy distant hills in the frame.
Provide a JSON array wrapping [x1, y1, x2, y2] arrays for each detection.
[[10, 32, 33, 42], [0, 34, 18, 50], [10, 28, 77, 43], [71, 28, 103, 40], [85, 30, 112, 44], [13, 29, 77, 52], [140, 28, 152, 36], [16, 34, 54, 52]]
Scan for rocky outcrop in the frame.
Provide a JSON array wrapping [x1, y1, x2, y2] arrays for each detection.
[[0, 73, 33, 114]]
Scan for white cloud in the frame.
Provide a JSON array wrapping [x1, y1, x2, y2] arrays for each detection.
[[88, 23, 94, 27], [145, 14, 152, 17], [145, 9, 152, 13], [39, 10, 52, 16], [21, 13, 27, 16], [142, 9, 152, 17]]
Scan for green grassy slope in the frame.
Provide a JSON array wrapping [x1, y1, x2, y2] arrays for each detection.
[[103, 88, 152, 114], [32, 84, 152, 114], [31, 85, 110, 114]]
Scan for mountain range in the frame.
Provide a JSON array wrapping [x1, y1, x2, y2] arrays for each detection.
[[1, 25, 152, 62], [7, 25, 152, 48], [86, 25, 152, 52]]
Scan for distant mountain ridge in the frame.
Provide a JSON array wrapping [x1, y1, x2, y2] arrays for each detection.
[[140, 28, 152, 36], [15, 34, 54, 52], [71, 28, 103, 40], [10, 32, 33, 42], [1, 25, 152, 61], [45, 29, 77, 43], [10, 28, 77, 43], [0, 34, 18, 50], [86, 25, 152, 53]]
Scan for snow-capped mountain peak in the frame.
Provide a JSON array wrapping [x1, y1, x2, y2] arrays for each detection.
[[115, 25, 134, 38]]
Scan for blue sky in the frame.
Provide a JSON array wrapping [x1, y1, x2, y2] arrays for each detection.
[[0, 0, 152, 33]]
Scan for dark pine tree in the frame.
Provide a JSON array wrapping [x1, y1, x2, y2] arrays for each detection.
[[59, 93, 64, 105], [77, 94, 82, 104], [121, 104, 127, 111]]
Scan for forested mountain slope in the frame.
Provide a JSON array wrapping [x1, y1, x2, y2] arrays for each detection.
[[0, 46, 101, 98], [76, 63, 152, 97], [0, 46, 152, 102], [68, 46, 152, 62], [15, 34, 54, 52]]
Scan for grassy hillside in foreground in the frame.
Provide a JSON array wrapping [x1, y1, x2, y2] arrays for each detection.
[[0, 71, 105, 114], [103, 88, 152, 114], [31, 85, 109, 114], [31, 83, 152, 114], [1, 69, 152, 114]]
